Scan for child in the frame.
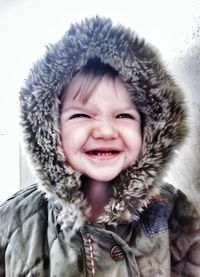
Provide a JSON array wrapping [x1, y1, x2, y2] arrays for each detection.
[[0, 16, 200, 276]]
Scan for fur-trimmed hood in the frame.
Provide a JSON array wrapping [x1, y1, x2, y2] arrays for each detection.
[[20, 16, 187, 232]]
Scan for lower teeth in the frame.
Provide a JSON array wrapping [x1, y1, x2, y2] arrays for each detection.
[[97, 152, 111, 156]]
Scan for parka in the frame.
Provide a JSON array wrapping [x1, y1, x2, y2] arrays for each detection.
[[0, 16, 200, 276]]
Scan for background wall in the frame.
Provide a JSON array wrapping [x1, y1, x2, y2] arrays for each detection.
[[0, 0, 200, 206]]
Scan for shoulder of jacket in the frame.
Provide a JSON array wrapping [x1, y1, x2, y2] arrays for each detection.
[[0, 184, 47, 242], [160, 183, 179, 208], [160, 183, 200, 223], [160, 182, 195, 205]]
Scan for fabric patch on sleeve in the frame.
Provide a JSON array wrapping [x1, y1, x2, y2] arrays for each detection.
[[140, 200, 169, 237]]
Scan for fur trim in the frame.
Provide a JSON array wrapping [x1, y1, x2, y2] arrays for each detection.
[[19, 16, 187, 232]]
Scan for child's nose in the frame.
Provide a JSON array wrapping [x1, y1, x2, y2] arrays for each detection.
[[92, 120, 118, 140]]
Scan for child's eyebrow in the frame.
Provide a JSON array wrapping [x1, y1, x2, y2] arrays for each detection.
[[62, 102, 140, 113], [118, 105, 138, 111], [61, 105, 91, 113], [62, 104, 138, 112]]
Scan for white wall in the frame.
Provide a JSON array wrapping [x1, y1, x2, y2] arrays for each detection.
[[0, 0, 200, 204]]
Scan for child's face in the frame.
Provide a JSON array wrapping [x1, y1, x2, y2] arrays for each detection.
[[60, 75, 142, 182]]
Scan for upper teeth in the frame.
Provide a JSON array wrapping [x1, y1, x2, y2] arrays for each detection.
[[97, 152, 112, 156], [89, 151, 114, 155]]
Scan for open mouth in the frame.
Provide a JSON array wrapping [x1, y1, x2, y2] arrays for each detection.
[[86, 150, 120, 156], [85, 149, 120, 161]]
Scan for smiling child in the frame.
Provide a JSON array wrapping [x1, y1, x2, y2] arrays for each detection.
[[0, 17, 200, 276]]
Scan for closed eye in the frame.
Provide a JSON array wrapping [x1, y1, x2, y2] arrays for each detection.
[[116, 113, 135, 119], [69, 113, 91, 119]]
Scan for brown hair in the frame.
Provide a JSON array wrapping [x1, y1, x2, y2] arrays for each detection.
[[62, 58, 119, 104]]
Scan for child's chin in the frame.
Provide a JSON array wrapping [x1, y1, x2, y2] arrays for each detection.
[[87, 172, 119, 182]]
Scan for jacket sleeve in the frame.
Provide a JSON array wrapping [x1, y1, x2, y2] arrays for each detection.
[[0, 197, 13, 277], [0, 204, 7, 277], [0, 233, 6, 277], [169, 188, 200, 276]]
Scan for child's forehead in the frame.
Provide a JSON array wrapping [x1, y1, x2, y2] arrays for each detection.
[[64, 75, 84, 100], [64, 74, 128, 102], [62, 72, 96, 102], [61, 73, 139, 113]]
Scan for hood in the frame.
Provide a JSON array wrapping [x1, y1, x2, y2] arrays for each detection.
[[20, 16, 187, 232]]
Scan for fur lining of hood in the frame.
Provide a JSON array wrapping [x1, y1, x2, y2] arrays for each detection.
[[20, 16, 187, 233]]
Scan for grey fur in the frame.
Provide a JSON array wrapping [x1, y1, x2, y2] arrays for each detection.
[[19, 16, 187, 233]]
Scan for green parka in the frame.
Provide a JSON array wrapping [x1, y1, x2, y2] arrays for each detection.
[[0, 16, 200, 276]]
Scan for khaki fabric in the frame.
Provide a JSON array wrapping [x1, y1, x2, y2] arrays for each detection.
[[0, 184, 199, 276]]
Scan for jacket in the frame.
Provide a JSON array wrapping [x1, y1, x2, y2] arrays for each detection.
[[0, 16, 200, 276]]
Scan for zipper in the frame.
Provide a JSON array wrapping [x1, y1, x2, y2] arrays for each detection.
[[82, 233, 96, 277]]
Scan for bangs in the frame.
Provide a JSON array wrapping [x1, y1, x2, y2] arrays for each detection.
[[61, 58, 119, 105], [71, 72, 104, 104]]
